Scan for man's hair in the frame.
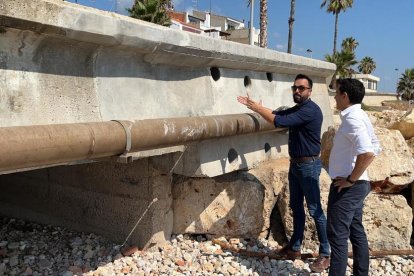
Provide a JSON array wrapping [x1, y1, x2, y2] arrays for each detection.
[[336, 78, 365, 104], [295, 74, 313, 88]]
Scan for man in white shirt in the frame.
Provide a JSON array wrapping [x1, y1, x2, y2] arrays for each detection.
[[327, 78, 381, 276]]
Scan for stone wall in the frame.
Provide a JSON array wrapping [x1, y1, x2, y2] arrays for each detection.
[[363, 93, 398, 106], [328, 92, 397, 109]]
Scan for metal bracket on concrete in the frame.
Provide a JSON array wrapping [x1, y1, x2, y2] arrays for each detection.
[[115, 146, 186, 164], [111, 120, 187, 164], [117, 155, 134, 164]]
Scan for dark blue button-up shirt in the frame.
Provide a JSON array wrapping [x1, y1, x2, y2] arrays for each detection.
[[272, 99, 323, 158]]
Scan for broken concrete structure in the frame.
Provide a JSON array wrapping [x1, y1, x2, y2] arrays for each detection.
[[0, 0, 335, 248], [2, 0, 412, 252]]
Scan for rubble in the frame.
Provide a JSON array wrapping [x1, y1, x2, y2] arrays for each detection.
[[1, 217, 413, 275]]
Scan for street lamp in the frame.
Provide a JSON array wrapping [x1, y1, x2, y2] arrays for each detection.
[[394, 68, 400, 99], [306, 49, 312, 58], [395, 68, 399, 87], [249, 0, 255, 46]]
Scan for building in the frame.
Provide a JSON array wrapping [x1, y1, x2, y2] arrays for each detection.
[[192, 10, 245, 32], [352, 74, 380, 93], [169, 11, 204, 34], [169, 10, 259, 45]]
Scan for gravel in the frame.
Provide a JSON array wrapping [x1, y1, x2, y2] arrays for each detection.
[[1, 216, 413, 275]]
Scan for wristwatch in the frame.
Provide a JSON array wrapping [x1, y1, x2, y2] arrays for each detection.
[[346, 175, 355, 184]]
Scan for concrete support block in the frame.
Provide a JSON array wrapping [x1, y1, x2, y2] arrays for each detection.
[[0, 154, 179, 249], [174, 131, 289, 177]]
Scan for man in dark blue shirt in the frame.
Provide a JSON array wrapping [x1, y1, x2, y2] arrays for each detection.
[[237, 74, 330, 272]]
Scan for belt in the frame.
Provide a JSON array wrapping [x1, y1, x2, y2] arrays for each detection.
[[290, 155, 319, 163]]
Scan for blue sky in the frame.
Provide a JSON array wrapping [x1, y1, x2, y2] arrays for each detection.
[[68, 0, 414, 93]]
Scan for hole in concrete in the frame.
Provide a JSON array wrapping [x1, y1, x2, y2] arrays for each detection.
[[266, 72, 273, 82], [244, 76, 251, 88], [227, 148, 239, 164], [264, 143, 271, 156], [210, 67, 221, 81]]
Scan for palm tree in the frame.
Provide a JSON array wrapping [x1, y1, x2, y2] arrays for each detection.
[[325, 50, 357, 87], [341, 36, 358, 53], [248, 0, 268, 48], [128, 0, 172, 27], [397, 68, 414, 101], [287, 0, 295, 53], [321, 0, 354, 55], [259, 0, 268, 48], [358, 57, 376, 74], [165, 0, 173, 10]]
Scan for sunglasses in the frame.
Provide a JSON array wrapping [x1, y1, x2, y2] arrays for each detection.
[[291, 85, 311, 92]]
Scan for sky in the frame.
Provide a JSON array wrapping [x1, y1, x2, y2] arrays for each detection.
[[67, 0, 414, 93]]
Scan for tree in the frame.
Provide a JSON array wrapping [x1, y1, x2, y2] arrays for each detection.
[[325, 50, 357, 88], [358, 56, 376, 74], [128, 0, 172, 27], [259, 0, 268, 47], [248, 0, 268, 47], [165, 0, 173, 10], [287, 0, 295, 53], [397, 68, 414, 101], [341, 36, 358, 53], [321, 0, 354, 55]]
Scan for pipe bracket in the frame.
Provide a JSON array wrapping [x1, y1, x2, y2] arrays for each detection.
[[112, 120, 134, 163]]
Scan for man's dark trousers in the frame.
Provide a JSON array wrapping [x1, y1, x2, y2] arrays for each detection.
[[327, 180, 371, 276], [288, 158, 330, 256]]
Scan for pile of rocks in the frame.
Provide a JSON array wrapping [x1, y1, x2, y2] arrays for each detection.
[[1, 216, 414, 275]]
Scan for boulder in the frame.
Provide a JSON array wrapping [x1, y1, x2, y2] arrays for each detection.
[[407, 137, 414, 157], [321, 127, 414, 184], [172, 175, 266, 237], [363, 193, 412, 250], [172, 159, 290, 237], [390, 108, 414, 140], [320, 126, 337, 168], [369, 128, 414, 184], [371, 110, 407, 128]]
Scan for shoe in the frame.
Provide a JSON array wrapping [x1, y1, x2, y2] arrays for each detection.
[[276, 245, 301, 260], [310, 255, 330, 272]]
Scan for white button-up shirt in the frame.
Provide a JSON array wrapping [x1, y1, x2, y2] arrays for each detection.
[[329, 104, 381, 180]]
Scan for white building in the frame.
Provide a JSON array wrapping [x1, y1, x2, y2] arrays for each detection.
[[169, 10, 259, 45], [352, 74, 380, 93]]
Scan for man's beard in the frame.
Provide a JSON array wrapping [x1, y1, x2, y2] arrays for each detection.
[[293, 93, 308, 104]]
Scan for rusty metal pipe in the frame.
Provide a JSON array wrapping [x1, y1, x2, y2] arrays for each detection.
[[0, 113, 281, 173], [0, 122, 127, 173], [129, 113, 276, 151]]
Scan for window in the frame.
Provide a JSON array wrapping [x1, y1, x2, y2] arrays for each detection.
[[227, 24, 235, 31]]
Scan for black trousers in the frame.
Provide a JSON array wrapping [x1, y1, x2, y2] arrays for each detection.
[[327, 180, 371, 276]]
